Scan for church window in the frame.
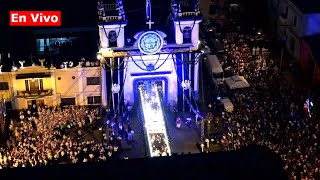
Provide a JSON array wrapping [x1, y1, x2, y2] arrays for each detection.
[[183, 27, 192, 43], [108, 30, 118, 47]]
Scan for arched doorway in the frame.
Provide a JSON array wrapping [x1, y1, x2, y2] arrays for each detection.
[[108, 30, 118, 47], [182, 27, 192, 44], [133, 77, 168, 106]]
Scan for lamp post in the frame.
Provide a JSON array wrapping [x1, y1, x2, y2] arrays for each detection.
[[111, 83, 120, 114]]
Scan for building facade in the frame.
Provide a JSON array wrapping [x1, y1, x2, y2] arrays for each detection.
[[0, 61, 102, 110], [267, 0, 320, 60], [97, 0, 202, 113]]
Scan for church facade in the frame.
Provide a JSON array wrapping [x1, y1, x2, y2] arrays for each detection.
[[97, 0, 202, 113]]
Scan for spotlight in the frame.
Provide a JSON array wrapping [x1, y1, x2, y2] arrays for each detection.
[[97, 53, 102, 60]]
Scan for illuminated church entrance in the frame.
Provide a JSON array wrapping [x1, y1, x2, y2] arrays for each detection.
[[133, 78, 168, 106], [137, 79, 171, 157]]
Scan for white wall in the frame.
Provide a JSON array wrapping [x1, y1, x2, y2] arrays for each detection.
[[173, 20, 202, 47]]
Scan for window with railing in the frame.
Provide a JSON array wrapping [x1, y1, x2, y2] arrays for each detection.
[[25, 79, 43, 91]]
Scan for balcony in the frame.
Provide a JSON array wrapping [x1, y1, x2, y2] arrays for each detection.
[[15, 89, 53, 98]]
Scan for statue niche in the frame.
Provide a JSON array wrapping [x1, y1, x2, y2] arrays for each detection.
[[108, 30, 118, 47], [182, 26, 192, 44]]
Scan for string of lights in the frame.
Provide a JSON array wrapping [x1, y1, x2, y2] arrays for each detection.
[[174, 53, 201, 65], [129, 52, 173, 71], [139, 54, 161, 68]]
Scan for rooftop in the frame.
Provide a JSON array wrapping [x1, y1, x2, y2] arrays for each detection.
[[291, 0, 320, 14], [0, 146, 287, 179]]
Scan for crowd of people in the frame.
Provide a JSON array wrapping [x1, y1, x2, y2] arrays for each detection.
[[0, 106, 122, 169], [205, 2, 320, 179]]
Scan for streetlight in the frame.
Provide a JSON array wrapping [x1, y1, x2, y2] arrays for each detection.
[[111, 83, 120, 114], [181, 80, 191, 90], [97, 53, 102, 60]]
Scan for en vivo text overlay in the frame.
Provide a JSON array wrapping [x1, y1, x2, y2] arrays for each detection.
[[10, 11, 61, 26]]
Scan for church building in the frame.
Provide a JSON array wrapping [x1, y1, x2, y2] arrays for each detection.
[[97, 0, 202, 113]]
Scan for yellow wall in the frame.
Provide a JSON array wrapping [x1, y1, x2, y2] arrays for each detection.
[[14, 79, 27, 91], [0, 72, 13, 101], [55, 69, 79, 97], [81, 67, 101, 93], [42, 78, 52, 90]]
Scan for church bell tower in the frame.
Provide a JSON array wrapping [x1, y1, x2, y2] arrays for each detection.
[[171, 0, 202, 48], [97, 0, 127, 50]]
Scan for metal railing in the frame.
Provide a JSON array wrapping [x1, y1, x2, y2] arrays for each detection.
[[178, 12, 200, 17], [15, 89, 53, 98]]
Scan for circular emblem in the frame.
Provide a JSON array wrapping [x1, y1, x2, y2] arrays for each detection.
[[138, 31, 163, 55]]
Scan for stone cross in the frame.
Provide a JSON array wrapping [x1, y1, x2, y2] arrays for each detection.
[[146, 19, 154, 30], [39, 59, 45, 67], [19, 61, 25, 68], [63, 62, 68, 69], [77, 62, 83, 68]]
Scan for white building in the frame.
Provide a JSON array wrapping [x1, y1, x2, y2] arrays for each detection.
[[0, 61, 102, 110]]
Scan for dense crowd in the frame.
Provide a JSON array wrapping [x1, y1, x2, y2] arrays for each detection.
[[212, 20, 320, 180], [0, 106, 122, 169]]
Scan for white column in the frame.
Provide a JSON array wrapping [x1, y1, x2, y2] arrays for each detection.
[[117, 57, 120, 112], [175, 23, 183, 44], [191, 23, 200, 47], [77, 67, 84, 106], [11, 74, 17, 109], [50, 70, 57, 106], [182, 53, 185, 111], [189, 53, 192, 112], [117, 26, 126, 48], [101, 66, 107, 108], [194, 53, 199, 96], [111, 61, 115, 113], [99, 26, 109, 48]]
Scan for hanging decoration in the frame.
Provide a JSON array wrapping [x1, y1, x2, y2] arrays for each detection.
[[112, 83, 121, 93], [181, 80, 191, 90]]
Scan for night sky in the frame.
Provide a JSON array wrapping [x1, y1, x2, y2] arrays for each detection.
[[0, 0, 171, 55], [0, 0, 97, 53]]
